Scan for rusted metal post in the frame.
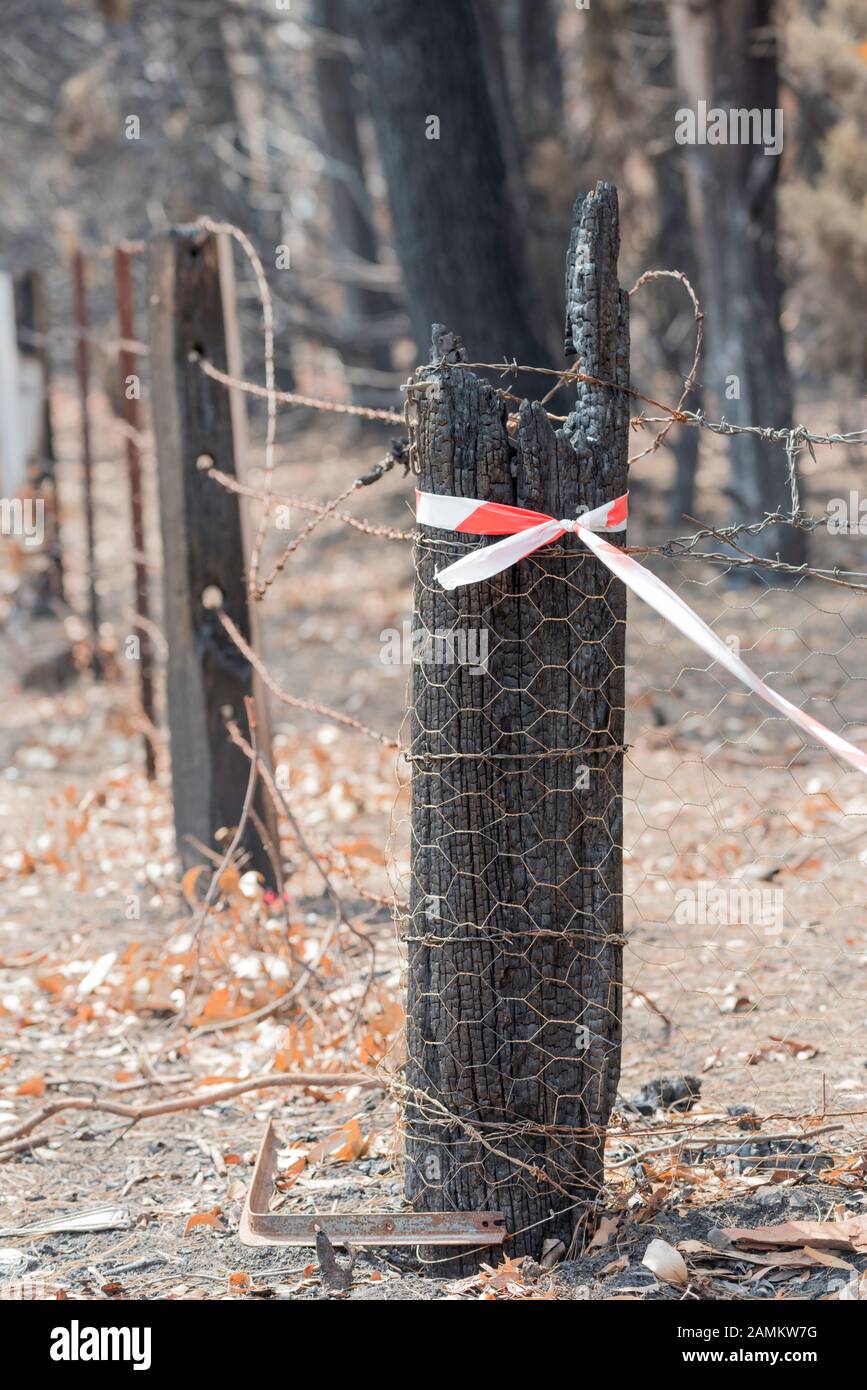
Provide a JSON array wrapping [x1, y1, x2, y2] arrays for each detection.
[[72, 248, 100, 672], [114, 246, 157, 779]]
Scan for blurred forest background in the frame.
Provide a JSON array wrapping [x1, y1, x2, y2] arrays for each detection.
[[0, 0, 865, 529]]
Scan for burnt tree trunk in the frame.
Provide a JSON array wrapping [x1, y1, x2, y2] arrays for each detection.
[[406, 183, 628, 1273], [630, 0, 702, 523], [311, 0, 397, 408], [14, 269, 64, 613], [472, 0, 570, 354], [667, 0, 805, 566], [513, 0, 566, 148], [345, 0, 552, 385]]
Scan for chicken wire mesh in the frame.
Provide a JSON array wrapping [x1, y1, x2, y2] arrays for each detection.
[[621, 558, 867, 1127], [401, 524, 627, 1258]]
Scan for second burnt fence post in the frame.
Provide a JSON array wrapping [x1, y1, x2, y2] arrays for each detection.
[[406, 182, 629, 1271], [148, 225, 280, 889]]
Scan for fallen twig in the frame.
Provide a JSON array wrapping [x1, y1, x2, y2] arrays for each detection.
[[0, 1071, 384, 1157]]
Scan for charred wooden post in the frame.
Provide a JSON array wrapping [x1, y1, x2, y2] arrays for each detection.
[[148, 226, 280, 887], [14, 268, 64, 610], [406, 182, 629, 1272]]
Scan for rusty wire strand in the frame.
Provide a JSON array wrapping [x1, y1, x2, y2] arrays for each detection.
[[196, 216, 279, 599], [201, 462, 414, 540], [194, 355, 404, 425], [216, 608, 399, 749]]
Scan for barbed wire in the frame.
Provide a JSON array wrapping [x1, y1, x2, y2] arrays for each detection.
[[193, 355, 404, 425], [216, 608, 399, 751], [196, 216, 279, 600], [200, 461, 414, 541]]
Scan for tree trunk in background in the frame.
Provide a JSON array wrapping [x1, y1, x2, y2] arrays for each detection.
[[344, 0, 552, 385], [630, 0, 702, 523], [514, 0, 565, 146], [793, 0, 835, 181], [162, 1, 294, 388], [653, 156, 702, 526], [311, 0, 397, 408], [162, 3, 244, 223], [474, 0, 569, 353], [406, 184, 628, 1274], [667, 0, 805, 567]]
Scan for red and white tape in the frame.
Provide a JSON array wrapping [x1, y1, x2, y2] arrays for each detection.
[[416, 489, 867, 777]]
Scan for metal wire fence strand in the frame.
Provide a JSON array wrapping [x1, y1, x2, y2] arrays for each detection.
[[196, 216, 279, 600], [627, 267, 704, 465], [193, 355, 404, 425], [200, 462, 414, 541], [216, 607, 400, 750]]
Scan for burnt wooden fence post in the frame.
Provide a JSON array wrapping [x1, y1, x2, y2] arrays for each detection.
[[148, 226, 280, 888], [114, 246, 157, 779], [406, 182, 629, 1271], [14, 268, 64, 610]]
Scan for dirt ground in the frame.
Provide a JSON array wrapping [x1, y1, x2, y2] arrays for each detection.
[[1, 374, 866, 1301]]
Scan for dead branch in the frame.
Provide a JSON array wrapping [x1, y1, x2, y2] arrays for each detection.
[[0, 1070, 384, 1158]]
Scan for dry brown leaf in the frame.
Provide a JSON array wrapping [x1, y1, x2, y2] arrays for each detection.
[[307, 1117, 371, 1165], [183, 1207, 223, 1235], [587, 1213, 620, 1250], [679, 1240, 816, 1269], [16, 1073, 45, 1097], [37, 973, 68, 996], [719, 995, 753, 1015], [217, 866, 241, 898], [599, 1255, 629, 1276], [723, 1214, 867, 1253], [181, 865, 206, 908], [201, 987, 232, 1020], [274, 1158, 306, 1191], [802, 1246, 855, 1270], [768, 1036, 820, 1060]]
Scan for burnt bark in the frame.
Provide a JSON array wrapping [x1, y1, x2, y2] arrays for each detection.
[[667, 0, 805, 566], [344, 0, 552, 387], [629, 0, 702, 522], [513, 0, 565, 149], [406, 184, 628, 1273], [472, 0, 571, 356], [14, 269, 64, 613], [148, 227, 280, 888]]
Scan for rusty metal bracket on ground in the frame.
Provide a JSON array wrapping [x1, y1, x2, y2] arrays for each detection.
[[239, 1118, 507, 1249]]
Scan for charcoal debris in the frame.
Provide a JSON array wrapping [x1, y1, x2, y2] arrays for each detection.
[[626, 1075, 702, 1116]]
